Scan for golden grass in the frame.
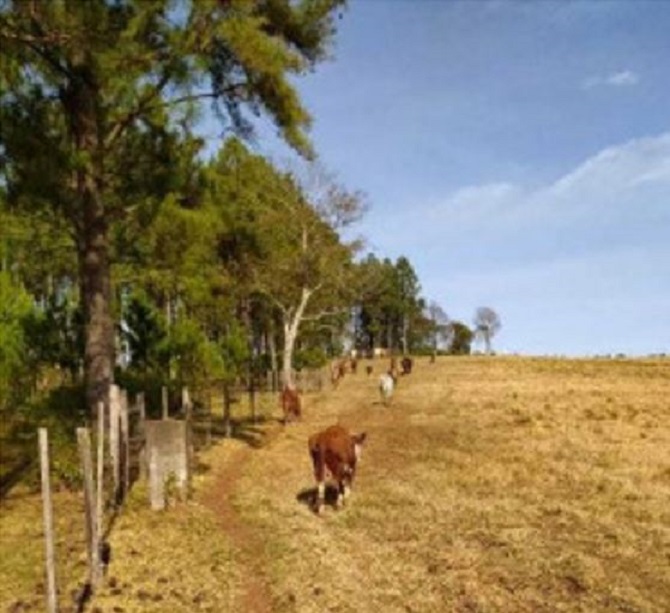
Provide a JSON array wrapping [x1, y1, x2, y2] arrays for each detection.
[[0, 439, 244, 612], [2, 356, 669, 612], [0, 487, 87, 611], [229, 357, 670, 612]]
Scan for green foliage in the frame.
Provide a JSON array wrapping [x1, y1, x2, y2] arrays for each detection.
[[6, 384, 87, 490], [294, 345, 329, 370], [355, 254, 424, 353], [0, 272, 36, 410], [24, 288, 84, 378], [122, 290, 168, 373], [449, 321, 474, 355], [1, 0, 346, 411]]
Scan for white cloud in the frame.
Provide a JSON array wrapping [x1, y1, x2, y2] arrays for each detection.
[[425, 132, 670, 234], [607, 70, 639, 86], [582, 69, 640, 90]]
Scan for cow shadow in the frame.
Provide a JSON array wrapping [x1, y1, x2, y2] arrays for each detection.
[[296, 485, 341, 512]]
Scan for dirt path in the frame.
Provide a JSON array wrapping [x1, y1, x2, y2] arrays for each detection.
[[201, 422, 285, 613], [201, 370, 395, 610]]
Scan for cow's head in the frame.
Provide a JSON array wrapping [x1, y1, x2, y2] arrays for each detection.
[[353, 432, 367, 462]]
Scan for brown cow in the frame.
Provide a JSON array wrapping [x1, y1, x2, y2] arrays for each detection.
[[366, 364, 374, 376], [280, 387, 302, 423], [389, 357, 401, 381], [308, 425, 367, 514], [401, 356, 413, 375], [331, 360, 346, 388]]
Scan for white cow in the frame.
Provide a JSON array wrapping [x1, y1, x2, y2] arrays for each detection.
[[379, 372, 395, 406]]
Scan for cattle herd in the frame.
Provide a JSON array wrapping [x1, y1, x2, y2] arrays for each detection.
[[280, 352, 415, 514]]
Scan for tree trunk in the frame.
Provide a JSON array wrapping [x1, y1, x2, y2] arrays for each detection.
[[282, 321, 296, 390], [281, 287, 313, 389], [401, 313, 408, 356], [65, 54, 114, 415], [79, 201, 114, 415]]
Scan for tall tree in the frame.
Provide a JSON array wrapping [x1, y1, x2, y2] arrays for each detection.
[[425, 301, 450, 357], [473, 306, 501, 355], [355, 254, 423, 354], [0, 0, 344, 412], [252, 170, 360, 388], [393, 256, 421, 354]]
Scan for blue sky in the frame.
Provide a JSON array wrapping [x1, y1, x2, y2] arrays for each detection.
[[226, 1, 670, 356]]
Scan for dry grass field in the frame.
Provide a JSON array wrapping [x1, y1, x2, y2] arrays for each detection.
[[1, 356, 669, 612]]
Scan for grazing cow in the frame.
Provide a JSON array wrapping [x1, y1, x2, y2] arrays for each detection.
[[331, 360, 346, 388], [308, 425, 367, 514], [280, 387, 301, 423], [366, 364, 374, 376], [350, 357, 358, 374], [373, 347, 388, 359], [379, 371, 395, 406], [401, 356, 413, 375]]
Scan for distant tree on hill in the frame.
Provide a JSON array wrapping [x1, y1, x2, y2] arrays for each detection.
[[449, 321, 473, 355], [355, 254, 424, 354], [473, 307, 501, 355], [425, 301, 450, 357]]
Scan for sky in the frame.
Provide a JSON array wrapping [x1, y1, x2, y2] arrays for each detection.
[[223, 0, 670, 357]]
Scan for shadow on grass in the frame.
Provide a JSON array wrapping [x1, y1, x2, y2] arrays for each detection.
[[201, 415, 283, 450], [0, 456, 33, 500], [296, 485, 341, 514]]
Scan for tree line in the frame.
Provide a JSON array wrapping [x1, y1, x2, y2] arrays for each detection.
[[0, 0, 500, 419]]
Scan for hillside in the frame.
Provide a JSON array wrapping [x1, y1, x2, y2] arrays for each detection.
[[2, 356, 669, 612]]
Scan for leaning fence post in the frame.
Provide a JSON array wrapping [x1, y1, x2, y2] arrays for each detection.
[[38, 428, 58, 613], [77, 427, 101, 588]]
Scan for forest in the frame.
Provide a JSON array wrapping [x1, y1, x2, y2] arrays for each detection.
[[0, 0, 482, 483]]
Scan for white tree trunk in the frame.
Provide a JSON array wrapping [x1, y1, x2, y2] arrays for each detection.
[[281, 287, 313, 389]]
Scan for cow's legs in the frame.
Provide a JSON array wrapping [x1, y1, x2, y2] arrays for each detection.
[[335, 482, 344, 508], [315, 481, 325, 514]]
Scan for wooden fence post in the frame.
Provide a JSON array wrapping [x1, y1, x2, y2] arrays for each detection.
[[222, 382, 232, 438], [109, 385, 120, 503], [77, 427, 101, 588], [96, 403, 105, 548], [162, 386, 169, 420], [205, 388, 212, 448], [38, 428, 58, 613], [137, 392, 147, 481], [120, 390, 129, 500], [248, 368, 257, 423]]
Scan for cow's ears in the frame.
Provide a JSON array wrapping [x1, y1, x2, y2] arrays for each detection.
[[354, 432, 367, 445]]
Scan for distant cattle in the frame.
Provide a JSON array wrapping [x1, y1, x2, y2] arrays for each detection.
[[331, 360, 346, 387], [389, 357, 401, 381], [379, 372, 396, 406], [308, 425, 367, 514], [401, 356, 413, 375], [350, 357, 358, 374], [366, 364, 374, 376], [280, 387, 302, 423]]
